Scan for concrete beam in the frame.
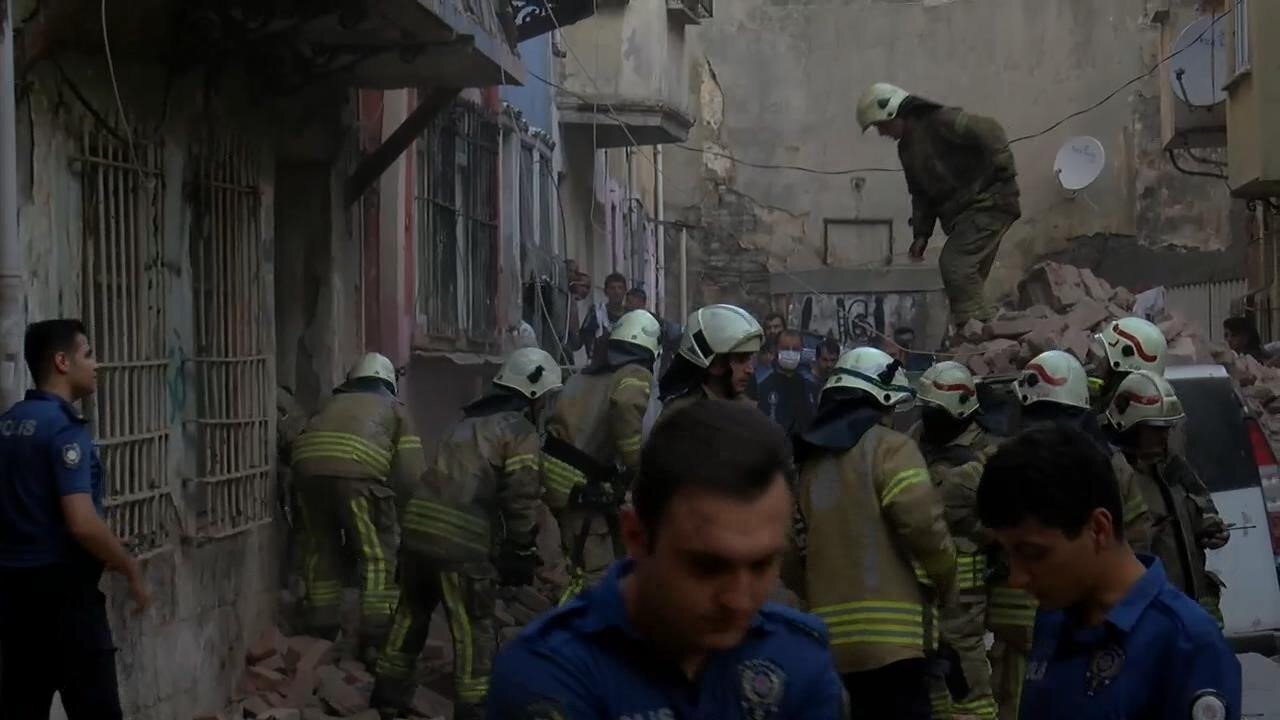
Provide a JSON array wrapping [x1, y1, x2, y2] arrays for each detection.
[[769, 267, 945, 295], [343, 87, 458, 206], [557, 95, 694, 147]]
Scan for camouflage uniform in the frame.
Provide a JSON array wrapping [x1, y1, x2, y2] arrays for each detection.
[[919, 425, 999, 720], [545, 363, 652, 601], [373, 397, 542, 720], [899, 106, 1021, 325], [290, 384, 426, 660]]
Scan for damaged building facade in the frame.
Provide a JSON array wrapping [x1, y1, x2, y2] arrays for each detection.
[[660, 0, 1251, 350]]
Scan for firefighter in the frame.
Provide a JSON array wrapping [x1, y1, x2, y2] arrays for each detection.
[[858, 83, 1021, 328], [984, 350, 1154, 720], [291, 353, 425, 664], [1103, 370, 1231, 624], [658, 303, 764, 417], [545, 310, 661, 601], [371, 348, 560, 720], [1088, 316, 1168, 413], [914, 361, 998, 720], [795, 346, 956, 720]]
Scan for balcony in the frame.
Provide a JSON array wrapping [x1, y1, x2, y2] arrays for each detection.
[[667, 0, 713, 26], [1225, 0, 1280, 198]]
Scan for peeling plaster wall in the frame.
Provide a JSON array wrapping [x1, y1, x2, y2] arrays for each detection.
[[664, 0, 1236, 316]]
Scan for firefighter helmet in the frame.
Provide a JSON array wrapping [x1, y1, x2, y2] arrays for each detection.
[[493, 347, 563, 400], [916, 361, 980, 419], [1017, 350, 1091, 410], [611, 310, 662, 357], [677, 304, 765, 369], [823, 346, 915, 408], [1095, 317, 1167, 375], [348, 352, 398, 393], [1104, 369, 1185, 431], [857, 82, 912, 131]]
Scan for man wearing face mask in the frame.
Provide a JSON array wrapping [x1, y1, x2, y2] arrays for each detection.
[[914, 361, 998, 720], [659, 304, 765, 420], [757, 330, 821, 435]]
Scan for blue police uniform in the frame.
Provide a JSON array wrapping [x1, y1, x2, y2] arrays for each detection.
[[487, 559, 847, 720], [1020, 556, 1241, 720], [0, 389, 123, 719]]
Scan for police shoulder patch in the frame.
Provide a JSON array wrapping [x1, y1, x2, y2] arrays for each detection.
[[739, 658, 786, 720], [1190, 691, 1227, 720], [62, 442, 83, 469]]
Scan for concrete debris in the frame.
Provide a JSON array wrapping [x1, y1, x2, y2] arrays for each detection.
[[1018, 261, 1089, 312], [411, 686, 453, 719], [1077, 267, 1114, 303]]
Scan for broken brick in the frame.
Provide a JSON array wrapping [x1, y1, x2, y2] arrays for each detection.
[[285, 637, 334, 674], [1018, 262, 1088, 312], [1024, 304, 1054, 319], [1065, 297, 1109, 333], [960, 319, 986, 343], [248, 667, 289, 693], [1078, 267, 1114, 303], [1111, 287, 1136, 311], [985, 317, 1039, 340], [243, 696, 274, 719], [965, 353, 991, 376], [981, 339, 1021, 375], [317, 665, 368, 716], [336, 659, 365, 675], [1062, 331, 1093, 362], [258, 711, 300, 720], [283, 666, 319, 709], [412, 686, 453, 720], [249, 626, 289, 665], [1158, 316, 1188, 341]]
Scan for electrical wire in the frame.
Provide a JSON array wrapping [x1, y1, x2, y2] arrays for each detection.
[[671, 143, 902, 175], [100, 0, 137, 166]]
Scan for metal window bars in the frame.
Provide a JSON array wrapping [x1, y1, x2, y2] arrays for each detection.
[[78, 127, 172, 556], [188, 138, 272, 538]]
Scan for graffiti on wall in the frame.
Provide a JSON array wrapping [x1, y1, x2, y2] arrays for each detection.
[[785, 292, 925, 348]]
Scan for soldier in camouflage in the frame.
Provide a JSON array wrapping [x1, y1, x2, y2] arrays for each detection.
[[371, 348, 562, 720], [858, 83, 1021, 327], [290, 353, 426, 665], [546, 310, 662, 601]]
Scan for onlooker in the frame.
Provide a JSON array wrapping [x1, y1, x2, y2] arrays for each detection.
[[624, 287, 647, 312], [577, 272, 629, 361], [977, 423, 1241, 720], [1223, 316, 1269, 362], [746, 338, 776, 400], [892, 326, 933, 372], [809, 337, 841, 386], [763, 312, 787, 343], [757, 329, 820, 435], [0, 319, 151, 719]]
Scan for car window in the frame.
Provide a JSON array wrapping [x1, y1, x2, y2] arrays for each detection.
[[1169, 377, 1262, 493]]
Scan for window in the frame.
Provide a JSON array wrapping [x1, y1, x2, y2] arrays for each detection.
[[1234, 0, 1251, 76], [79, 128, 172, 555], [189, 138, 272, 538], [416, 100, 500, 343]]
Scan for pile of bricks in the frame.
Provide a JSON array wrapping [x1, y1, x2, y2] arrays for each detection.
[[945, 261, 1215, 373]]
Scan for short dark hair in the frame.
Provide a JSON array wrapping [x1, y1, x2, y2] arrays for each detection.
[[978, 423, 1125, 540], [626, 287, 647, 301], [24, 319, 89, 385], [605, 272, 627, 288], [818, 338, 841, 357], [777, 329, 803, 344], [635, 399, 791, 533], [764, 312, 786, 327]]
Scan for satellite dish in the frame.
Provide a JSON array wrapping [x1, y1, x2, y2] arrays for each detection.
[[1169, 16, 1229, 107], [1054, 136, 1106, 191]]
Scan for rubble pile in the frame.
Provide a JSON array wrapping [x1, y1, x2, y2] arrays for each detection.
[[946, 261, 1216, 374]]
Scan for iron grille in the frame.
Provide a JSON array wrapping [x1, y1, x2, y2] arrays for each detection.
[[417, 100, 501, 342], [189, 138, 272, 538], [79, 127, 172, 556]]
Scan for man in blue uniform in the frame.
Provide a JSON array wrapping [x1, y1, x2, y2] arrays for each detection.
[[487, 399, 847, 719], [0, 319, 151, 719], [976, 423, 1241, 720]]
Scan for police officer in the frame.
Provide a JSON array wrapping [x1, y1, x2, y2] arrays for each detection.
[[371, 348, 560, 720], [487, 399, 847, 719], [1103, 370, 1231, 624], [546, 310, 661, 600], [914, 361, 998, 720], [987, 350, 1154, 719], [290, 352, 426, 663], [659, 303, 765, 418], [977, 423, 1241, 720], [1089, 317, 1168, 414], [858, 83, 1021, 327], [795, 347, 956, 720], [0, 319, 151, 719]]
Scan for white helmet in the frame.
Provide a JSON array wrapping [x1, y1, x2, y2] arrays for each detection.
[[916, 361, 980, 419], [822, 346, 914, 408], [493, 347, 563, 400], [857, 82, 912, 131], [610, 310, 662, 357], [349, 352, 398, 393], [1017, 350, 1091, 410], [1104, 369, 1185, 431], [678, 304, 764, 369], [1095, 317, 1168, 375]]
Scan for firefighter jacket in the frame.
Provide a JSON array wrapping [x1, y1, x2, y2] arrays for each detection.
[[797, 405, 958, 674], [918, 423, 998, 593], [899, 105, 1022, 239], [544, 363, 652, 510], [1110, 451, 1156, 553], [400, 394, 542, 566], [1127, 453, 1219, 603], [659, 382, 756, 423], [292, 383, 426, 500]]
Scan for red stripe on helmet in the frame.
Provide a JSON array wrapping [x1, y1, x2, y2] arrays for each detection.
[[932, 381, 977, 395], [1026, 363, 1068, 386], [1114, 327, 1159, 362], [1120, 392, 1161, 406]]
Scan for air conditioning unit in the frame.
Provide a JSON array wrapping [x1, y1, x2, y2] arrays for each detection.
[[1160, 14, 1229, 150]]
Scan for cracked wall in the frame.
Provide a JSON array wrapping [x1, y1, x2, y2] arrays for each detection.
[[663, 0, 1239, 321]]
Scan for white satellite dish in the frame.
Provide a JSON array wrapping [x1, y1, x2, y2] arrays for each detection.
[[1054, 136, 1106, 191], [1169, 16, 1229, 107]]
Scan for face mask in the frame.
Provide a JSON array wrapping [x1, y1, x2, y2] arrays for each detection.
[[777, 350, 802, 370]]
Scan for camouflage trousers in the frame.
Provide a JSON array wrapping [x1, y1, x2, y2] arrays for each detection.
[[295, 476, 400, 662], [940, 209, 1017, 325], [372, 555, 497, 720], [931, 588, 997, 720]]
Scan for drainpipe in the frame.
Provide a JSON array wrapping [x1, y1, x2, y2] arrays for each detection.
[[0, 0, 24, 410], [679, 225, 688, 320], [653, 145, 663, 313]]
